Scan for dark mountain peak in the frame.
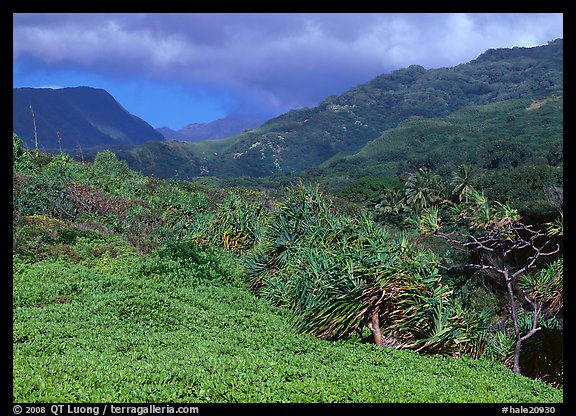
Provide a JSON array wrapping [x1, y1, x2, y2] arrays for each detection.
[[13, 87, 164, 151], [58, 85, 106, 92]]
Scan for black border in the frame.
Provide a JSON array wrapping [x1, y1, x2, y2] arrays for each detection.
[[6, 4, 570, 414]]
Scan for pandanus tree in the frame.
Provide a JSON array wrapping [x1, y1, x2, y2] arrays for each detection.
[[418, 189, 563, 373], [211, 193, 269, 254], [246, 183, 489, 357], [245, 182, 335, 297], [292, 238, 455, 350]]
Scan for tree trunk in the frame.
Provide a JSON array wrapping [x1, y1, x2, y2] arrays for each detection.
[[368, 307, 383, 346], [513, 337, 522, 374], [505, 276, 522, 374]]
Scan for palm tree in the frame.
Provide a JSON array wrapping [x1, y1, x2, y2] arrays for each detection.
[[375, 189, 409, 214], [404, 167, 444, 213], [450, 164, 475, 202]]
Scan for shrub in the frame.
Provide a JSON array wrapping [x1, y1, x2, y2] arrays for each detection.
[[13, 154, 83, 220], [210, 192, 270, 253]]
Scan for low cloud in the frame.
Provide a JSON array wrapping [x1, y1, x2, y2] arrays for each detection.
[[13, 13, 563, 115]]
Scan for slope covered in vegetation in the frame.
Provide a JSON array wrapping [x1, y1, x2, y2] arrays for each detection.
[[309, 89, 563, 217], [13, 135, 563, 403], [13, 240, 562, 403]]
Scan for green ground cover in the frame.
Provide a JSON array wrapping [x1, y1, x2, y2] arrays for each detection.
[[13, 240, 563, 403]]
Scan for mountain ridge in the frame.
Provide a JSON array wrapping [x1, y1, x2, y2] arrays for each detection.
[[13, 86, 164, 151], [115, 38, 562, 180], [157, 113, 267, 142], [199, 39, 563, 178], [12, 39, 563, 183]]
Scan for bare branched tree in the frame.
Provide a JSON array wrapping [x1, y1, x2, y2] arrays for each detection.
[[419, 189, 562, 373]]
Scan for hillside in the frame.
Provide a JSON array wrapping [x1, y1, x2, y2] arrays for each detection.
[[115, 88, 562, 220], [308, 89, 563, 214], [12, 138, 563, 402], [13, 86, 164, 151], [115, 39, 562, 180]]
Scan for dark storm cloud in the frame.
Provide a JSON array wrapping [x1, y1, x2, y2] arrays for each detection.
[[13, 13, 563, 114]]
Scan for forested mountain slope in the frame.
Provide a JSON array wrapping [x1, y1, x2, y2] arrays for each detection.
[[307, 89, 562, 216], [115, 39, 562, 179]]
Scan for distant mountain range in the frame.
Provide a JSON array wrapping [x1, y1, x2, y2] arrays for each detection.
[[13, 86, 266, 151], [13, 86, 164, 151], [157, 113, 267, 142]]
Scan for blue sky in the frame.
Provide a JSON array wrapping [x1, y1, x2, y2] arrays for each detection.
[[13, 13, 563, 130]]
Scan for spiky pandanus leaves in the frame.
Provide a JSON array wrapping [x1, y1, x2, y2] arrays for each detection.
[[418, 206, 441, 235], [245, 182, 338, 295], [447, 300, 493, 359], [518, 257, 563, 317], [211, 193, 269, 254], [378, 248, 459, 353], [488, 331, 516, 368], [290, 247, 368, 340], [546, 212, 563, 237], [291, 235, 477, 357], [247, 182, 487, 358], [245, 212, 305, 294], [408, 294, 492, 358]]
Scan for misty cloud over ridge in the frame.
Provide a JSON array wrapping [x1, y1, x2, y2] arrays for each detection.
[[13, 13, 563, 121]]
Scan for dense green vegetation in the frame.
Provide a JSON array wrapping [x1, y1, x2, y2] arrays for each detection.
[[311, 90, 563, 219], [12, 35, 564, 406], [107, 87, 563, 228], [311, 90, 562, 183], [13, 242, 561, 403], [98, 46, 563, 245], [13, 134, 563, 402]]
